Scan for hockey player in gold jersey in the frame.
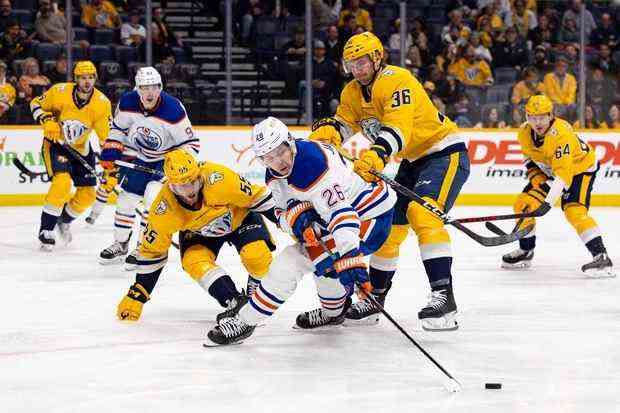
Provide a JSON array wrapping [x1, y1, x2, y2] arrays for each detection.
[[30, 61, 112, 250], [501, 95, 615, 277], [116, 149, 277, 322], [309, 32, 470, 331]]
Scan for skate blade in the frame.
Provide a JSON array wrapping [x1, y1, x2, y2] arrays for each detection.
[[203, 341, 244, 347], [420, 312, 458, 332], [39, 244, 54, 252], [501, 261, 532, 270], [343, 315, 380, 326], [98, 256, 127, 266], [123, 263, 138, 271], [583, 268, 617, 279], [292, 322, 344, 331]]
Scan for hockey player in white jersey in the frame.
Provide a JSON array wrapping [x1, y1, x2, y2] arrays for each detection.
[[206, 117, 397, 345], [98, 67, 199, 268]]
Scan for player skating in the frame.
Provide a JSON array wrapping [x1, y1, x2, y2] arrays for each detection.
[[98, 67, 199, 270], [30, 61, 112, 250], [116, 149, 277, 322], [501, 95, 615, 278], [205, 117, 396, 345], [309, 32, 470, 331]]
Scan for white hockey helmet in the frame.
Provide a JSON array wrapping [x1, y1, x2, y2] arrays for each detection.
[[251, 116, 294, 157], [135, 66, 162, 88]]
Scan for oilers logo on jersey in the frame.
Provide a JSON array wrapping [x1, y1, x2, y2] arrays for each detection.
[[133, 126, 164, 151]]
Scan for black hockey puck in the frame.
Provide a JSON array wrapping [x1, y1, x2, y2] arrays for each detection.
[[485, 383, 502, 389]]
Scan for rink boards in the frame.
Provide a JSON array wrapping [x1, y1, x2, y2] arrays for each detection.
[[0, 126, 619, 206]]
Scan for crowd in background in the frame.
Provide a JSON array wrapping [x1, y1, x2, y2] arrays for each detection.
[[1, 0, 620, 128], [241, 0, 620, 128]]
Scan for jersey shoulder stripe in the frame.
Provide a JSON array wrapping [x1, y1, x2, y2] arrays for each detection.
[[287, 140, 329, 191]]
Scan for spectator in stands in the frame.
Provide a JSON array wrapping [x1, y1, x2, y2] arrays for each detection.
[[153, 7, 183, 47], [564, 43, 579, 75], [590, 44, 618, 75], [476, 3, 504, 32], [470, 32, 492, 63], [311, 0, 333, 32], [476, 106, 506, 128], [504, 0, 537, 39], [81, 0, 121, 30], [338, 0, 372, 32], [543, 56, 577, 119], [532, 44, 552, 73], [528, 14, 556, 49], [558, 16, 579, 44], [149, 23, 174, 64], [573, 105, 607, 129], [35, 0, 67, 44], [511, 67, 543, 106], [0, 60, 15, 120], [17, 58, 50, 103], [299, 40, 338, 118], [587, 67, 614, 117], [339, 14, 357, 44], [451, 92, 475, 127], [389, 18, 413, 51], [121, 9, 146, 47], [508, 106, 524, 127], [45, 54, 68, 83], [590, 13, 618, 50], [441, 9, 468, 44], [607, 105, 620, 129], [541, 6, 560, 33], [284, 26, 307, 63], [0, 0, 15, 35], [0, 20, 33, 63], [435, 43, 459, 73], [562, 0, 596, 40], [492, 26, 528, 70], [445, 0, 478, 20], [324, 24, 342, 62]]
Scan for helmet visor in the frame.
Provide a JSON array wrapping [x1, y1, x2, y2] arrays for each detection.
[[343, 55, 372, 74]]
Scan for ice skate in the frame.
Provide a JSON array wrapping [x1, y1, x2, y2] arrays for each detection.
[[582, 253, 615, 278], [205, 315, 256, 346], [216, 293, 249, 323], [85, 210, 101, 225], [38, 230, 56, 252], [56, 221, 72, 245], [501, 248, 534, 269], [98, 241, 129, 265], [294, 308, 345, 330], [123, 247, 139, 271], [344, 291, 387, 326], [418, 287, 458, 332]]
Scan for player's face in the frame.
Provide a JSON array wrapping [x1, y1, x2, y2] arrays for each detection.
[[259, 143, 294, 176], [138, 84, 162, 109], [169, 176, 202, 205], [76, 74, 95, 94], [346, 55, 374, 85], [526, 113, 552, 135]]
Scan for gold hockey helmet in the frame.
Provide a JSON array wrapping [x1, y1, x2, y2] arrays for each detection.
[[164, 149, 200, 185], [73, 61, 97, 79], [525, 95, 553, 116], [342, 31, 384, 67]]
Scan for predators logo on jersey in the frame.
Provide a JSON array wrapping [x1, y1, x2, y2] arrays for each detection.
[[30, 82, 111, 155]]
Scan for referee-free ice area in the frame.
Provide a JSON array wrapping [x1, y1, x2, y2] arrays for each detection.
[[1, 206, 618, 413]]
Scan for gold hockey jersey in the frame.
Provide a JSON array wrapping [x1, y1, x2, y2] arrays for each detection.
[[139, 162, 271, 261], [335, 64, 458, 161], [517, 118, 596, 187], [30, 82, 111, 155]]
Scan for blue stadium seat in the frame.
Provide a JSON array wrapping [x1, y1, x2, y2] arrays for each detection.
[[171, 47, 187, 63], [42, 60, 56, 76], [89, 45, 113, 63], [94, 29, 115, 45], [66, 45, 88, 61], [177, 63, 199, 83], [99, 61, 122, 82], [12, 9, 33, 27], [73, 27, 90, 42], [495, 67, 518, 84], [486, 85, 511, 104], [256, 16, 279, 35], [114, 45, 137, 64], [35, 43, 61, 61], [127, 62, 146, 78]]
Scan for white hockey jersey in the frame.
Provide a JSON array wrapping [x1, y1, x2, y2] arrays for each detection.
[[107, 90, 199, 162], [266, 139, 396, 257]]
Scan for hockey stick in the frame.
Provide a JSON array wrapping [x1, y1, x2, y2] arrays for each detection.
[[12, 157, 48, 179], [485, 207, 529, 236], [335, 147, 533, 246], [115, 160, 165, 177], [311, 223, 461, 392]]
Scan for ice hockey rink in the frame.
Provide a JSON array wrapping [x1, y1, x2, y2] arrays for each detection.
[[1, 205, 618, 413]]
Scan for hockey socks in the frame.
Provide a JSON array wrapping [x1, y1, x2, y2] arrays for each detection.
[[208, 275, 241, 308]]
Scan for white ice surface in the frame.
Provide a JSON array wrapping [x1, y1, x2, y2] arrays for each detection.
[[0, 206, 618, 413]]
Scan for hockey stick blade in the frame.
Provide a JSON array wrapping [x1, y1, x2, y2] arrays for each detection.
[[485, 221, 508, 236], [454, 222, 533, 246], [12, 157, 46, 178]]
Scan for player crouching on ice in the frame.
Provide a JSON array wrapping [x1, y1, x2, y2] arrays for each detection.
[[116, 149, 277, 322], [205, 117, 397, 346], [501, 95, 615, 278]]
